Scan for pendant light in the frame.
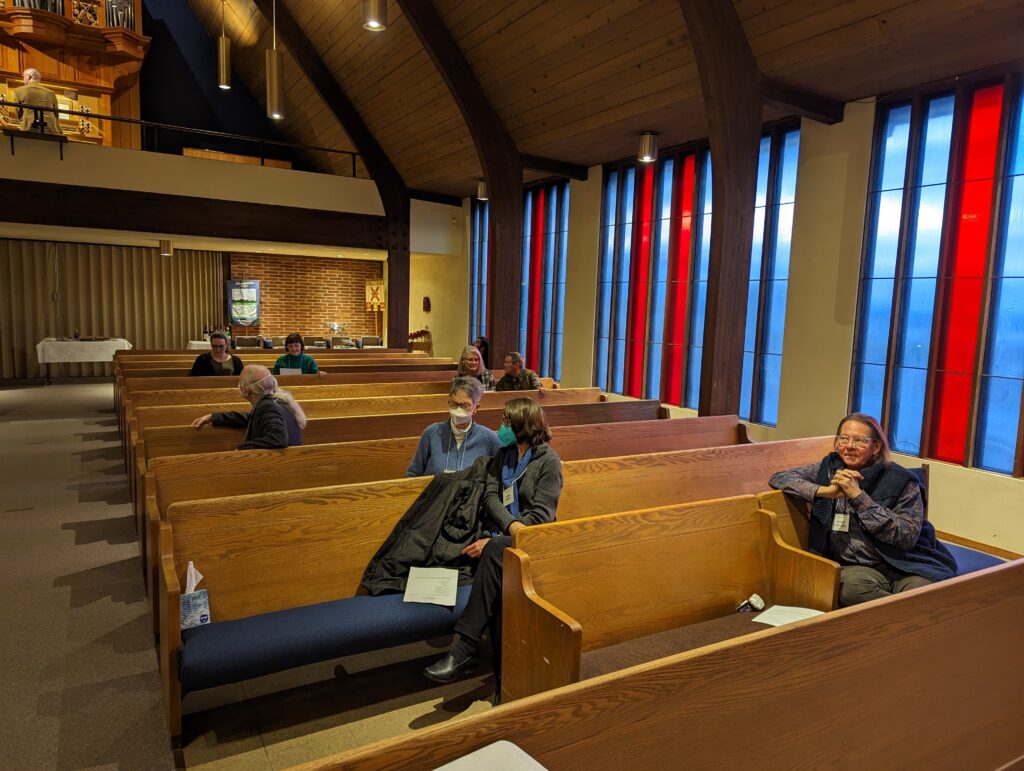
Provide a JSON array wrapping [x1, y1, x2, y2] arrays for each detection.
[[265, 0, 285, 120], [476, 179, 488, 201], [363, 0, 387, 31], [217, 0, 231, 90], [638, 131, 658, 163], [159, 240, 173, 257]]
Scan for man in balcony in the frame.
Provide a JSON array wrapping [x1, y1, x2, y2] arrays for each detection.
[[15, 68, 62, 136]]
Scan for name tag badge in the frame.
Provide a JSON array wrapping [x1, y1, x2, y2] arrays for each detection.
[[832, 512, 850, 533], [502, 486, 515, 508]]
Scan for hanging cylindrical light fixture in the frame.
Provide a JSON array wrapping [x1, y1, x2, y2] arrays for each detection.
[[217, 0, 231, 90], [363, 0, 387, 31], [476, 179, 488, 201], [159, 240, 173, 257], [265, 0, 285, 119], [638, 131, 658, 163]]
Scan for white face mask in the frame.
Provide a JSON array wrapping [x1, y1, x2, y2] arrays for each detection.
[[449, 407, 472, 426]]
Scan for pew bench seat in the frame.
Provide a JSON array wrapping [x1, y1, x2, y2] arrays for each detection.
[[179, 587, 471, 696], [944, 542, 1006, 575]]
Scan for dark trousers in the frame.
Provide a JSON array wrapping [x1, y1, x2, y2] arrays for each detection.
[[454, 535, 512, 675]]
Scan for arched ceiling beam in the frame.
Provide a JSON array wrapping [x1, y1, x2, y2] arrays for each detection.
[[762, 76, 844, 125]]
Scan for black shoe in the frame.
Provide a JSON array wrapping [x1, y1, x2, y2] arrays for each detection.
[[423, 652, 478, 683]]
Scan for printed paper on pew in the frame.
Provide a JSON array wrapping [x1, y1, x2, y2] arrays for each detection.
[[404, 567, 458, 607], [752, 605, 825, 627], [278, 368, 302, 376]]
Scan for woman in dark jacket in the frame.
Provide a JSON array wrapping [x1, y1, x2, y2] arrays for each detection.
[[423, 397, 562, 700], [189, 332, 244, 376], [191, 365, 306, 449]]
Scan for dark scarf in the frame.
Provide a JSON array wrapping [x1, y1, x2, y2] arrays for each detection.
[[810, 453, 956, 582]]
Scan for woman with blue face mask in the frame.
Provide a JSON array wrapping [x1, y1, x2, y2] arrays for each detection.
[[405, 376, 501, 477], [423, 397, 563, 704]]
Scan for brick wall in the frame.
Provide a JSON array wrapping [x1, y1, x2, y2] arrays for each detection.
[[228, 253, 384, 340]]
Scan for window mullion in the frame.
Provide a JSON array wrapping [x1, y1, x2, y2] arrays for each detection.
[[750, 130, 781, 423]]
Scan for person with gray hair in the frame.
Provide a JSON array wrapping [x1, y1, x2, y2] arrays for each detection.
[[457, 345, 494, 391], [191, 364, 306, 449], [15, 68, 62, 135], [495, 351, 546, 394], [406, 375, 501, 476]]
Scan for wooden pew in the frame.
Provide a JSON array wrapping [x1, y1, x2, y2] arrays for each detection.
[[500, 494, 839, 702], [143, 416, 749, 626], [114, 347, 414, 357], [293, 559, 1024, 771]]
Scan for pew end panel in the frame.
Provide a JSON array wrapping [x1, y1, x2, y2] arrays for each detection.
[[501, 548, 583, 703], [757, 489, 811, 549], [158, 521, 182, 738], [758, 509, 840, 610]]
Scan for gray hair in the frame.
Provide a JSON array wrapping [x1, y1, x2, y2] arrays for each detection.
[[505, 351, 525, 367], [23, 68, 41, 83], [449, 375, 483, 405], [238, 364, 308, 428], [457, 345, 483, 375]]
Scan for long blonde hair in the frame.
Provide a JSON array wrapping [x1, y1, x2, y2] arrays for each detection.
[[457, 345, 484, 376], [238, 365, 308, 428]]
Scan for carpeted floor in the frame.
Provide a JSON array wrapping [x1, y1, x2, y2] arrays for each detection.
[[0, 382, 492, 770]]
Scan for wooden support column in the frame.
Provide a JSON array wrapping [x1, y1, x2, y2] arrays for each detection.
[[252, 0, 410, 348], [678, 0, 762, 416], [398, 0, 523, 362]]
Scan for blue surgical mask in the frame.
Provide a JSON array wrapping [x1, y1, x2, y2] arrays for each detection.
[[497, 424, 517, 447]]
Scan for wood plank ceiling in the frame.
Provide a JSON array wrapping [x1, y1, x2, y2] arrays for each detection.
[[188, 0, 1024, 198]]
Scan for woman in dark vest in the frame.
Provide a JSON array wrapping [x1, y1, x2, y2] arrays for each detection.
[[189, 331, 244, 376], [191, 365, 306, 449], [769, 412, 956, 607]]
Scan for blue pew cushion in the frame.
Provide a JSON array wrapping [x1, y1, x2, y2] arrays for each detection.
[[180, 586, 470, 695], [941, 541, 1006, 577]]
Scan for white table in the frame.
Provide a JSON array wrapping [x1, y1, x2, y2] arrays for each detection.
[[187, 340, 210, 350], [36, 338, 132, 363]]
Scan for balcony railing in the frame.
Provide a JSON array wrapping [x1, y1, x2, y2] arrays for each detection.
[[9, 0, 139, 32]]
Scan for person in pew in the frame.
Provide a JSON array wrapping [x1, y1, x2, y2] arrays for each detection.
[[271, 333, 327, 378], [189, 331, 244, 376], [406, 376, 501, 477], [769, 412, 956, 607], [495, 351, 547, 395], [457, 345, 495, 391], [424, 398, 563, 700], [190, 365, 306, 449]]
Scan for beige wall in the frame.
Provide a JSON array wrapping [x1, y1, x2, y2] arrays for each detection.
[[409, 251, 468, 363], [410, 200, 463, 256]]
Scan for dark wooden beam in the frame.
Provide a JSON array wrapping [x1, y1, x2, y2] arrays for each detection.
[[0, 179, 385, 249], [251, 0, 409, 348], [520, 153, 588, 181], [678, 0, 762, 417], [761, 75, 844, 124], [398, 0, 523, 362], [409, 188, 463, 207]]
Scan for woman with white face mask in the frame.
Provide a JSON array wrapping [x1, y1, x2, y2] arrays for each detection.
[[406, 376, 501, 477]]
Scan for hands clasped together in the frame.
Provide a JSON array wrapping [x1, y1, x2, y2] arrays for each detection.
[[817, 468, 863, 500]]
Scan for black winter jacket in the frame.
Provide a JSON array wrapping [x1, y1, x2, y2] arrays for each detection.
[[190, 352, 244, 376], [211, 394, 302, 449]]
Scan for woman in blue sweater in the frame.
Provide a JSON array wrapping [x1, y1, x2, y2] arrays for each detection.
[[406, 376, 501, 477], [272, 333, 327, 378]]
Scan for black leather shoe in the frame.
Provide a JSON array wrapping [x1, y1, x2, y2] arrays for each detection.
[[423, 653, 478, 683]]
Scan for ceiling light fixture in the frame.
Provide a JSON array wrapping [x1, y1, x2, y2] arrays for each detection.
[[159, 239, 173, 256], [217, 0, 231, 90], [362, 0, 387, 31], [265, 0, 285, 120], [476, 179, 488, 201], [638, 131, 658, 163]]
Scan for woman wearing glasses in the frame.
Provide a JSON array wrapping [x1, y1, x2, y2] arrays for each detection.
[[456, 345, 495, 391], [189, 331, 244, 376], [423, 397, 563, 703], [406, 376, 501, 477], [769, 412, 956, 607]]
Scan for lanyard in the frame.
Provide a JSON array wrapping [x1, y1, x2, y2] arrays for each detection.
[[443, 424, 470, 473]]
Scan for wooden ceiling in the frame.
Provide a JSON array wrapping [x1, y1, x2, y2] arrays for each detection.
[[187, 0, 1024, 198]]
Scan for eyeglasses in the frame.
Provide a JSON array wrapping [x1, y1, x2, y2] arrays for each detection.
[[211, 343, 228, 349], [448, 400, 473, 410], [836, 434, 874, 448]]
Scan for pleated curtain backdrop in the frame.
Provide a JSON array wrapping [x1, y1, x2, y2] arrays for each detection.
[[0, 239, 224, 378]]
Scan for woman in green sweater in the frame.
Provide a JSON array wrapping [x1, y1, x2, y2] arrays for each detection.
[[272, 333, 327, 378]]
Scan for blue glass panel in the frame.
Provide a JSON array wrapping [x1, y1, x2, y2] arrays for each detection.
[[877, 104, 912, 192], [480, 204, 489, 338], [1007, 89, 1024, 177], [758, 353, 782, 426], [685, 343, 702, 409], [520, 193, 533, 354], [984, 278, 1024, 379], [894, 277, 937, 369], [749, 207, 765, 280], [595, 335, 610, 388], [778, 130, 800, 204], [646, 342, 663, 400], [763, 279, 788, 356], [701, 151, 713, 214], [622, 167, 636, 223], [755, 136, 771, 208], [772, 203, 794, 280], [739, 351, 754, 421], [743, 279, 760, 353], [660, 159, 674, 220], [974, 375, 1023, 474], [858, 278, 896, 364], [999, 176, 1024, 278], [865, 190, 905, 278], [600, 227, 616, 283], [685, 278, 708, 408], [851, 362, 886, 420], [553, 333, 563, 383], [906, 184, 946, 278], [889, 365, 928, 455], [918, 95, 954, 187], [604, 171, 619, 225]]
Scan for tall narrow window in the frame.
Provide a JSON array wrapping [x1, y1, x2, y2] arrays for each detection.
[[520, 180, 569, 379], [469, 199, 489, 343], [597, 126, 799, 425], [851, 78, 1024, 476]]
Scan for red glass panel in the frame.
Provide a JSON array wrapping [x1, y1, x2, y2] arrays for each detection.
[[527, 189, 545, 369], [930, 84, 1003, 464], [661, 154, 696, 405], [624, 164, 656, 397]]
